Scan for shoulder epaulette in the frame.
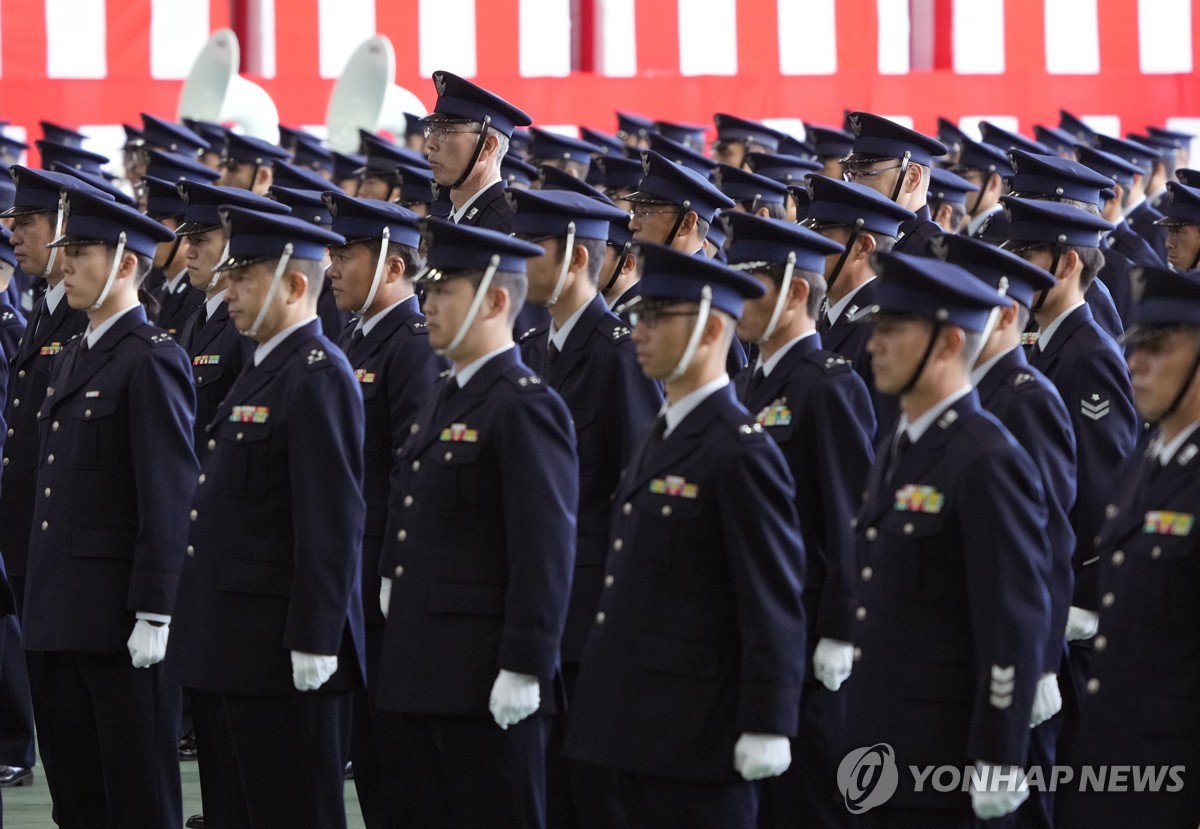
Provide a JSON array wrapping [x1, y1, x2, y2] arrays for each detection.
[[517, 326, 546, 344], [134, 325, 175, 347], [303, 343, 331, 371]]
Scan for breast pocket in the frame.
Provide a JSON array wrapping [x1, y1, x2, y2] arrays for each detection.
[[217, 422, 273, 496], [878, 510, 950, 599], [428, 442, 485, 514], [193, 362, 226, 390], [635, 494, 705, 577], [360, 384, 387, 451], [69, 397, 121, 469]]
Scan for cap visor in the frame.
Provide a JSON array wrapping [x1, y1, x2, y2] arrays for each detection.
[[174, 221, 222, 237]]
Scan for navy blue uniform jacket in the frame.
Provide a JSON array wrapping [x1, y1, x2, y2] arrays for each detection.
[[23, 306, 197, 652], [179, 299, 254, 457], [821, 278, 893, 439], [155, 273, 204, 337], [172, 320, 367, 696], [893, 204, 941, 255], [564, 384, 807, 782]]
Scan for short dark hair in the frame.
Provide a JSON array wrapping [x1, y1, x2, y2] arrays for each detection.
[[757, 263, 826, 319]]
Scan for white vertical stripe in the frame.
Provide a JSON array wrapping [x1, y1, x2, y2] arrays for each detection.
[[150, 0, 210, 80], [779, 0, 836, 74], [1081, 115, 1120, 138], [678, 0, 737, 76], [1045, 0, 1099, 74], [520, 0, 571, 77], [594, 0, 637, 76], [876, 0, 910, 75], [245, 0, 276, 78], [45, 0, 106, 79], [953, 0, 1005, 74], [319, 0, 377, 79], [420, 0, 476, 78], [1139, 0, 1192, 74], [79, 125, 128, 181], [959, 115, 1019, 140]]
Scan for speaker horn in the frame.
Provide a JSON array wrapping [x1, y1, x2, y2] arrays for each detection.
[[178, 29, 280, 145], [326, 36, 427, 154]]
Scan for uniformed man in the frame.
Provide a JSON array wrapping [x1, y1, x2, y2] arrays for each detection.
[[651, 120, 708, 152], [615, 112, 652, 150], [0, 227, 26, 357], [169, 207, 365, 829], [271, 160, 342, 194], [952, 138, 1013, 241], [323, 193, 446, 829], [1002, 196, 1139, 761], [722, 212, 872, 829], [1095, 134, 1169, 262], [714, 164, 789, 219], [217, 132, 291, 194], [0, 133, 28, 167], [935, 117, 968, 168], [23, 188, 195, 827], [841, 111, 948, 254], [711, 114, 783, 169], [375, 218, 577, 829], [527, 128, 601, 179], [804, 174, 915, 436], [1057, 266, 1200, 828], [579, 128, 624, 158], [173, 181, 290, 453], [356, 133, 430, 203], [1033, 124, 1083, 160], [563, 242, 806, 829], [503, 156, 539, 189], [843, 250, 1050, 827], [935, 233, 1078, 829], [1058, 110, 1098, 148], [38, 121, 86, 148], [803, 123, 854, 179], [978, 121, 1053, 158], [34, 140, 108, 177], [647, 133, 717, 178], [182, 119, 227, 172], [1157, 181, 1200, 272], [333, 150, 365, 196], [926, 166, 977, 233], [589, 155, 644, 211], [743, 153, 823, 223]]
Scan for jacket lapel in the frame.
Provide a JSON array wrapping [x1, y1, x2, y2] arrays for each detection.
[[208, 320, 320, 428], [407, 348, 518, 459], [623, 384, 732, 495], [550, 296, 608, 385], [47, 307, 148, 408]]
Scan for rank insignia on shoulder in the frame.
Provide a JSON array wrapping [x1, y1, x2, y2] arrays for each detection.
[[40, 343, 62, 356], [1179, 444, 1199, 466], [936, 409, 958, 429], [847, 304, 859, 317], [230, 405, 270, 424], [650, 475, 699, 499], [1081, 394, 1110, 421], [85, 390, 100, 398], [516, 374, 543, 387], [824, 355, 847, 369], [1013, 372, 1034, 386], [756, 399, 792, 427], [411, 321, 427, 331], [1143, 510, 1194, 537], [1020, 332, 1039, 346], [355, 369, 376, 384], [738, 423, 764, 436], [894, 484, 944, 514], [150, 332, 172, 344], [306, 348, 327, 365], [193, 355, 221, 366], [440, 423, 478, 442], [612, 326, 630, 340], [466, 207, 479, 221], [1, 311, 13, 321]]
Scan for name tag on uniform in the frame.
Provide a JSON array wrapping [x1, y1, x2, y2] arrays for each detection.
[[650, 475, 699, 499], [39, 342, 62, 356], [229, 405, 270, 424], [755, 398, 792, 427], [1143, 510, 1194, 537], [894, 484, 944, 514], [440, 423, 478, 442], [193, 355, 221, 366], [355, 369, 376, 384]]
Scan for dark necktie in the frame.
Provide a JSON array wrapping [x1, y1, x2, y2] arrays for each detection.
[[885, 430, 912, 487], [546, 341, 560, 375], [432, 376, 459, 422], [746, 366, 766, 400], [633, 414, 668, 479], [351, 328, 365, 347]]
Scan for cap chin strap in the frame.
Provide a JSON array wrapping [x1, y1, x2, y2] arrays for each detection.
[[450, 116, 491, 191], [665, 285, 712, 384], [601, 242, 632, 296], [896, 322, 942, 398], [356, 226, 391, 317], [758, 251, 795, 345], [825, 221, 863, 295], [545, 222, 576, 307], [205, 238, 230, 292], [888, 152, 912, 203], [967, 170, 991, 218], [42, 192, 68, 279], [162, 237, 183, 274], [87, 232, 127, 313], [663, 200, 691, 247], [1031, 245, 1064, 315], [245, 243, 293, 340], [438, 254, 500, 357]]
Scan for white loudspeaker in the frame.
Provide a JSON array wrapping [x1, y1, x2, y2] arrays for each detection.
[[326, 36, 427, 154], [178, 29, 281, 145]]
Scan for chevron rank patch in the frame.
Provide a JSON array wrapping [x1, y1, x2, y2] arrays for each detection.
[[192, 354, 221, 366], [893, 484, 944, 514], [355, 369, 376, 384], [650, 475, 699, 499], [306, 348, 327, 365], [1143, 511, 1194, 537], [230, 405, 270, 424], [756, 399, 792, 427], [1020, 332, 1039, 347], [39, 342, 63, 356], [440, 423, 478, 443], [989, 664, 1015, 710], [1081, 394, 1110, 421]]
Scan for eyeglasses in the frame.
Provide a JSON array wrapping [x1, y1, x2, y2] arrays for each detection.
[[422, 125, 482, 142], [629, 205, 680, 219], [842, 164, 903, 182], [628, 308, 698, 329]]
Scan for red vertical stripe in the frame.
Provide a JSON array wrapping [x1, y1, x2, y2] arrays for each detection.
[[274, 0, 320, 79], [210, 0, 231, 31], [836, 0, 878, 73], [2, 0, 49, 81], [377, 0, 422, 81], [736, 0, 779, 75], [634, 0, 680, 73], [1004, 0, 1044, 72], [106, 0, 151, 80], [1096, 0, 1139, 72], [475, 0, 521, 76], [577, 0, 596, 73], [931, 0, 954, 70]]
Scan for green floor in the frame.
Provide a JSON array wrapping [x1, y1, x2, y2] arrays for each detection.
[[1, 759, 368, 828]]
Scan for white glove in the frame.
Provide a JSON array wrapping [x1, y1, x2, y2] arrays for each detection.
[[1065, 606, 1099, 641], [488, 669, 540, 729], [380, 576, 392, 619], [291, 651, 338, 691], [127, 619, 169, 668], [813, 638, 855, 692], [970, 762, 1029, 819], [1029, 672, 1062, 727], [734, 733, 792, 781]]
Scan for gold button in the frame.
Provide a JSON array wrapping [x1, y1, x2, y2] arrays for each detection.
[[1094, 635, 1107, 652], [207, 439, 216, 450], [1087, 678, 1100, 695], [595, 611, 606, 625], [1111, 551, 1125, 566], [1151, 546, 1162, 560], [236, 432, 244, 441], [661, 505, 672, 516], [604, 575, 614, 588], [186, 545, 195, 557], [903, 522, 914, 535], [394, 565, 404, 577], [46, 454, 54, 465], [865, 527, 878, 541], [40, 521, 48, 531], [198, 473, 206, 485], [855, 607, 867, 621], [853, 647, 863, 662], [444, 451, 453, 461], [190, 509, 198, 521], [397, 529, 407, 542], [410, 423, 420, 434], [84, 409, 92, 418], [411, 461, 420, 472], [51, 421, 59, 431], [861, 566, 873, 581], [43, 488, 50, 498], [403, 495, 413, 507], [613, 539, 623, 552], [1101, 592, 1115, 608], [622, 502, 632, 516]]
